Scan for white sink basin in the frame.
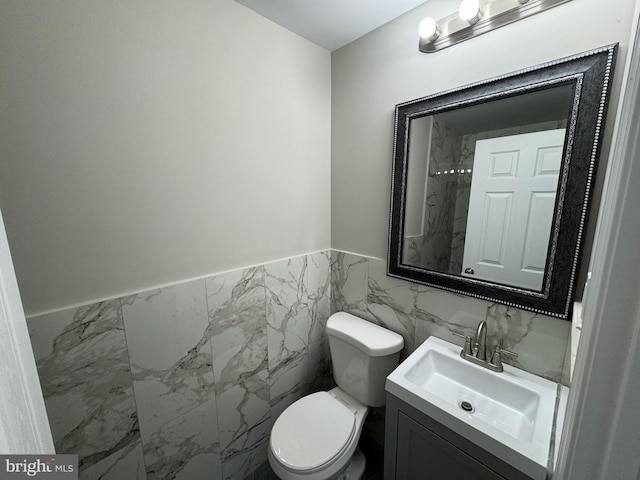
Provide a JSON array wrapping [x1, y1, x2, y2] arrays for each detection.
[[386, 336, 563, 480], [403, 343, 543, 443]]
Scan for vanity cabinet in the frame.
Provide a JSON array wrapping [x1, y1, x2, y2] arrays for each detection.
[[384, 394, 535, 480]]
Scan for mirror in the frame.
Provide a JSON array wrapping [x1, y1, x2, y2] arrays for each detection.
[[388, 45, 618, 319]]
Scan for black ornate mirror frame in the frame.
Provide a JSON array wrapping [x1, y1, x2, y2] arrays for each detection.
[[388, 44, 618, 319]]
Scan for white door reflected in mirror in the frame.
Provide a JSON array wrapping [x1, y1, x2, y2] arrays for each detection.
[[462, 129, 565, 290]]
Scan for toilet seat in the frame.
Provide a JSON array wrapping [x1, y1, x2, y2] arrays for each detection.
[[270, 391, 356, 473]]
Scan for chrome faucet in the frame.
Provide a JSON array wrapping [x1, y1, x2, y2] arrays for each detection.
[[474, 320, 487, 361], [453, 321, 518, 373]]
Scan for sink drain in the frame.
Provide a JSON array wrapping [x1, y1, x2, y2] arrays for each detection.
[[459, 400, 474, 413]]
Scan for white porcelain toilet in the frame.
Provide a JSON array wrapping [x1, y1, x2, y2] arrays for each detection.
[[268, 312, 404, 480]]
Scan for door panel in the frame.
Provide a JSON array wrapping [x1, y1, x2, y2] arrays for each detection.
[[463, 129, 565, 290]]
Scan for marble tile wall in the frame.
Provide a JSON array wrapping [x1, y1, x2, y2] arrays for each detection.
[[26, 248, 570, 479], [331, 250, 572, 384], [404, 115, 462, 272], [27, 251, 332, 480], [331, 250, 572, 446], [28, 301, 145, 479]]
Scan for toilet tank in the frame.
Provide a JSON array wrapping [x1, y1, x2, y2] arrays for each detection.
[[326, 312, 404, 407]]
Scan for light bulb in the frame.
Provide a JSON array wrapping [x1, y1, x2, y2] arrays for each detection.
[[459, 0, 481, 25], [418, 17, 440, 42]]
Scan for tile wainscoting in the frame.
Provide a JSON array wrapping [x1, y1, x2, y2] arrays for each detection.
[[27, 251, 332, 480], [331, 251, 571, 384], [26, 249, 570, 479], [331, 250, 571, 448]]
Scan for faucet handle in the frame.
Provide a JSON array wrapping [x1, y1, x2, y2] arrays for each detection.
[[452, 332, 473, 356], [496, 339, 518, 358], [497, 347, 518, 359], [489, 343, 518, 369]]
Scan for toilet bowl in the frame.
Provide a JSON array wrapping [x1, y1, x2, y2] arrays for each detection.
[[268, 312, 404, 479], [269, 389, 367, 479]]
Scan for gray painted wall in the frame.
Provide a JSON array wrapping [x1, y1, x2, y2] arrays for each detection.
[[0, 0, 331, 316], [331, 0, 634, 261]]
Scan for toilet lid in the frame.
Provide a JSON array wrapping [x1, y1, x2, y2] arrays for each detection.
[[270, 392, 356, 472]]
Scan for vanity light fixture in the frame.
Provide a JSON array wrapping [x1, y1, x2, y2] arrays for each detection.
[[418, 0, 572, 53], [459, 0, 481, 25], [418, 17, 440, 42]]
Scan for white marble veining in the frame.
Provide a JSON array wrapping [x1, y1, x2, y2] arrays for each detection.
[[308, 335, 334, 393], [217, 375, 271, 479], [405, 115, 462, 272], [367, 258, 417, 354], [331, 251, 369, 317], [142, 398, 222, 480], [487, 303, 571, 384], [207, 267, 268, 396], [265, 256, 310, 368], [121, 280, 213, 437], [269, 349, 310, 422], [206, 266, 271, 479], [81, 442, 146, 480], [413, 286, 489, 346], [307, 250, 331, 345], [221, 436, 270, 480], [331, 251, 571, 385], [27, 301, 142, 477]]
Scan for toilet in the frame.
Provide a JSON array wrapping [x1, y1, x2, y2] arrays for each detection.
[[268, 312, 404, 480]]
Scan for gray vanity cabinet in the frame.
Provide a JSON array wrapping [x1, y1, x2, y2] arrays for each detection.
[[384, 394, 534, 480]]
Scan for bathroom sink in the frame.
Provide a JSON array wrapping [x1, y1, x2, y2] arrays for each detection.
[[386, 336, 563, 479], [403, 343, 543, 443]]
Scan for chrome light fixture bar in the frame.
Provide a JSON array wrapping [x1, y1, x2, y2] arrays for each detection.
[[419, 0, 572, 53]]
